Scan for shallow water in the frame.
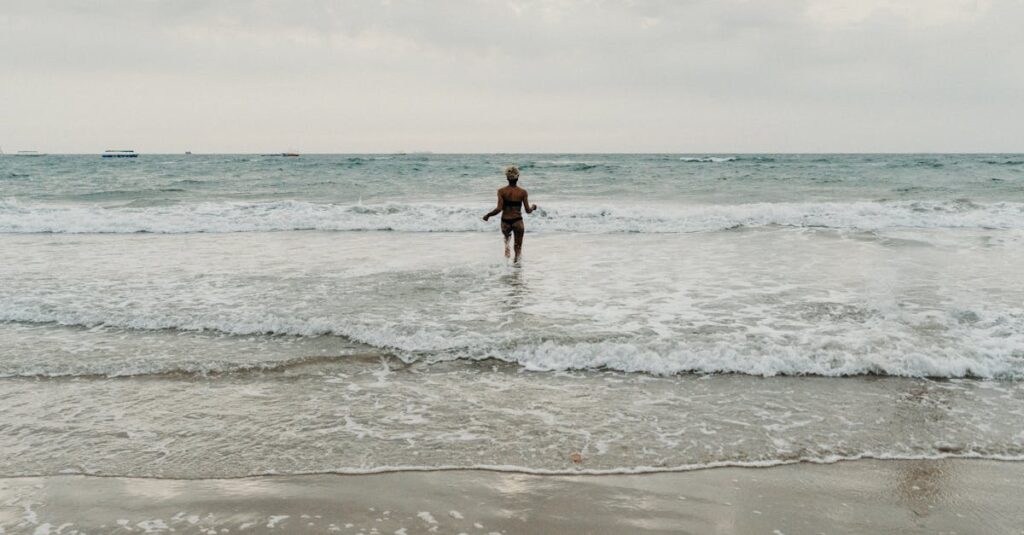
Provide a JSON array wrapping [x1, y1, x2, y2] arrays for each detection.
[[3, 229, 1021, 379], [2, 360, 1023, 477], [1, 154, 1022, 477]]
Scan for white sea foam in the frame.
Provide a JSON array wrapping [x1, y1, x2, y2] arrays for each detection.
[[3, 222, 1023, 379], [491, 336, 1024, 379], [3, 306, 1021, 379], [24, 454, 1024, 479], [1, 198, 1022, 234]]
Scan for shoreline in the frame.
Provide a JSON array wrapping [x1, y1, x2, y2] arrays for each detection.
[[6, 451, 1024, 479], [3, 459, 1022, 534]]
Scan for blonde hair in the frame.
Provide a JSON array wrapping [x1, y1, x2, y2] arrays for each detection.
[[505, 165, 520, 180]]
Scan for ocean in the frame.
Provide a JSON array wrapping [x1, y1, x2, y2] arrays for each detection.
[[1, 153, 1022, 478]]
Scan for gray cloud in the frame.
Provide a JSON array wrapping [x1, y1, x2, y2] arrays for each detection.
[[2, 0, 1022, 152]]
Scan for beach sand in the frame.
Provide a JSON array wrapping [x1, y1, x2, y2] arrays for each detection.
[[2, 459, 1021, 534]]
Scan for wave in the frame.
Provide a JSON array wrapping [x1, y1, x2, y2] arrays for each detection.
[[0, 353, 372, 379], [27, 452, 1024, 479], [679, 156, 737, 162], [72, 188, 190, 200], [519, 160, 614, 171], [488, 338, 1024, 379], [4, 311, 1022, 379], [1, 199, 1022, 234]]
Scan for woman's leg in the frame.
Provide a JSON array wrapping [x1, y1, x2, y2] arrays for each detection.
[[512, 221, 525, 262], [501, 222, 513, 257]]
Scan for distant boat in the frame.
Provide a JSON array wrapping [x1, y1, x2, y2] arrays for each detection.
[[282, 152, 300, 157], [185, 151, 192, 155], [16, 151, 45, 157], [102, 150, 138, 158]]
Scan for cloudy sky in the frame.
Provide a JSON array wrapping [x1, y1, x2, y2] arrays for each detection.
[[2, 0, 1022, 153]]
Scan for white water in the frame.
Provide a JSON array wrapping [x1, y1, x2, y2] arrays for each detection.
[[2, 228, 1022, 379], [2, 198, 1023, 234]]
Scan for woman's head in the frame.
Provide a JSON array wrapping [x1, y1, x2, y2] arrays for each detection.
[[505, 165, 520, 184]]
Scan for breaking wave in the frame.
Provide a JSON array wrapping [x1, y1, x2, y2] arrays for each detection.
[[1, 199, 1022, 234], [3, 308, 1022, 379]]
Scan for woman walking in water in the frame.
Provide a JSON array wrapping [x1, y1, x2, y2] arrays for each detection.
[[483, 165, 538, 263]]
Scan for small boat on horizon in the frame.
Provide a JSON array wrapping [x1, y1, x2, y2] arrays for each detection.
[[15, 150, 46, 157], [102, 150, 138, 158]]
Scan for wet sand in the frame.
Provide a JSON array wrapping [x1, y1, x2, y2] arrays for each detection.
[[2, 459, 1021, 534]]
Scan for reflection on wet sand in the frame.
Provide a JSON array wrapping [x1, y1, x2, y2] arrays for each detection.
[[3, 460, 1020, 534], [893, 459, 954, 518]]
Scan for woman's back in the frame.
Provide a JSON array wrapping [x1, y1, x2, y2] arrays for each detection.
[[500, 186, 527, 216]]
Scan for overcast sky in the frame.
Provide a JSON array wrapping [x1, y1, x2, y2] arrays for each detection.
[[2, 0, 1022, 153]]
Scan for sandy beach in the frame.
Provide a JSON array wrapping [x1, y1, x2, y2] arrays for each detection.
[[3, 459, 1022, 534]]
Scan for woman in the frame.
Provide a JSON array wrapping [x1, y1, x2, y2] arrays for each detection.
[[482, 165, 538, 263]]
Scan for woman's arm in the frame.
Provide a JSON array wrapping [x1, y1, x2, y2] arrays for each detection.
[[523, 192, 537, 213], [483, 191, 504, 221]]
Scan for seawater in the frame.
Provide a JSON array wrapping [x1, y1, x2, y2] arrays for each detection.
[[1, 154, 1023, 477]]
